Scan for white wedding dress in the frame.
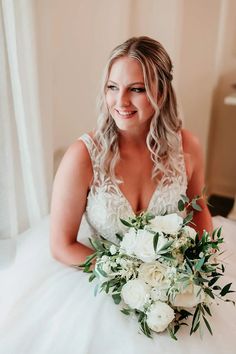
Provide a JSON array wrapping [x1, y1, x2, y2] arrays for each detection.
[[0, 133, 236, 354]]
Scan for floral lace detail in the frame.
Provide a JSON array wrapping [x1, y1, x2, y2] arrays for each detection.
[[78, 133, 187, 244]]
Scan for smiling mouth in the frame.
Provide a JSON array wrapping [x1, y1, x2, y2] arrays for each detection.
[[116, 110, 137, 118]]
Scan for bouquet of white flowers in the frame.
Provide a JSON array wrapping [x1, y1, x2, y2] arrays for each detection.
[[76, 195, 235, 339]]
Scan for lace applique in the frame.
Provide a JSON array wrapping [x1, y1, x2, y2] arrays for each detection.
[[78, 133, 187, 244]]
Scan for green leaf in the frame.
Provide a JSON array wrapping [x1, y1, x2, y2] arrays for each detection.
[[167, 327, 178, 341], [112, 293, 121, 305], [96, 264, 108, 278], [217, 227, 222, 238], [220, 283, 232, 296], [203, 316, 213, 335], [190, 305, 201, 334], [115, 233, 123, 241], [179, 309, 192, 320], [121, 308, 132, 315], [178, 199, 185, 212], [140, 319, 152, 338], [203, 305, 212, 317], [120, 218, 133, 227], [153, 232, 159, 252], [212, 285, 221, 291], [195, 257, 205, 271], [204, 287, 215, 299], [192, 201, 202, 212], [180, 194, 189, 203], [183, 211, 193, 226], [208, 276, 220, 287], [88, 273, 96, 282]]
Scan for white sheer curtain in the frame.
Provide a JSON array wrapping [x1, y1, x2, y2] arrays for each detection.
[[0, 0, 52, 268]]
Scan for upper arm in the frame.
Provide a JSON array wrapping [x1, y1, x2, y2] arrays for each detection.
[[181, 129, 205, 200], [50, 140, 93, 257], [182, 129, 213, 233]]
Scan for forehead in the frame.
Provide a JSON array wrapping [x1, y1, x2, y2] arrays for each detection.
[[108, 56, 144, 84]]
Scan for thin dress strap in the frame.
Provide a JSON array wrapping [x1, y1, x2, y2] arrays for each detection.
[[78, 133, 101, 188]]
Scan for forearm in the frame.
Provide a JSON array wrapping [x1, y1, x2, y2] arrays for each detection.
[[52, 241, 94, 267], [192, 204, 213, 236]]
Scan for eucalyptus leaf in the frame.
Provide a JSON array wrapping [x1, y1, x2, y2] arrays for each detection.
[[180, 194, 189, 203], [191, 201, 202, 212], [178, 199, 185, 212]]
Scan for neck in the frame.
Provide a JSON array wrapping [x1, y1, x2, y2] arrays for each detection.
[[117, 129, 151, 158]]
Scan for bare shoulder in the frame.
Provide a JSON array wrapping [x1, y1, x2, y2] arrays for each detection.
[[181, 128, 202, 156], [181, 129, 204, 181], [62, 139, 90, 167], [54, 137, 93, 189]]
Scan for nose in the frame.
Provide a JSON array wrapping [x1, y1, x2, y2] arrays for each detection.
[[117, 90, 130, 107]]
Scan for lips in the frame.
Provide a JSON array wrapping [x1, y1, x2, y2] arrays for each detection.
[[116, 110, 137, 118]]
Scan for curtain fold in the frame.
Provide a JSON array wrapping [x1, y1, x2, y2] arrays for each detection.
[[0, 0, 52, 269]]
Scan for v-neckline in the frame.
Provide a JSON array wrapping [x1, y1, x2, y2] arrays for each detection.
[[113, 177, 164, 217], [84, 133, 166, 216]]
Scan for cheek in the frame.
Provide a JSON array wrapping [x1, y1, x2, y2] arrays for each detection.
[[139, 96, 154, 112], [105, 92, 115, 109]]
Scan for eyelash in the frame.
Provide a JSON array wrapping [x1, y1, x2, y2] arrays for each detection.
[[107, 85, 146, 93]]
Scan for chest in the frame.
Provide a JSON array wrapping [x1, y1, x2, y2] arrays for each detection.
[[115, 157, 160, 214]]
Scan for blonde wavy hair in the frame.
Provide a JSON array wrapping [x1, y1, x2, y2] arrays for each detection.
[[94, 36, 182, 183]]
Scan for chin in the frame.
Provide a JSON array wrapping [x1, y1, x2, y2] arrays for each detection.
[[114, 119, 137, 131]]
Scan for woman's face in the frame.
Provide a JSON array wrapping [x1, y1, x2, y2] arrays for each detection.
[[105, 56, 155, 132]]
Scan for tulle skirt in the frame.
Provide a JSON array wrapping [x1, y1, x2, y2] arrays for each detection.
[[0, 216, 236, 354]]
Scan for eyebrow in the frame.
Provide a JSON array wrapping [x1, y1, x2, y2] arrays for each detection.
[[107, 80, 145, 86]]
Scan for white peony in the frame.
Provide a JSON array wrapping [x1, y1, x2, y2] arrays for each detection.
[[134, 229, 157, 262], [119, 228, 137, 256], [121, 279, 150, 310], [138, 261, 166, 287], [146, 301, 175, 332], [149, 213, 183, 235], [171, 284, 206, 308]]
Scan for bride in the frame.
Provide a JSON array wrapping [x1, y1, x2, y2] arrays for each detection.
[[0, 36, 235, 354]]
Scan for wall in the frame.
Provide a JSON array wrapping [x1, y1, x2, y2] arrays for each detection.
[[207, 0, 236, 197], [35, 0, 236, 197]]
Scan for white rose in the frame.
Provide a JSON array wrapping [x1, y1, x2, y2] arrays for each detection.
[[134, 229, 157, 262], [138, 262, 166, 287], [119, 228, 137, 256], [146, 301, 175, 332], [121, 279, 150, 310], [182, 226, 197, 239], [171, 284, 206, 308], [149, 213, 183, 235]]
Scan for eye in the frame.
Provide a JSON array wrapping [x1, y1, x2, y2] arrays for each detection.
[[107, 85, 118, 91], [131, 87, 146, 93]]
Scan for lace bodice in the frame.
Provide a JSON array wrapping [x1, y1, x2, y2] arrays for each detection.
[[77, 133, 188, 246]]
